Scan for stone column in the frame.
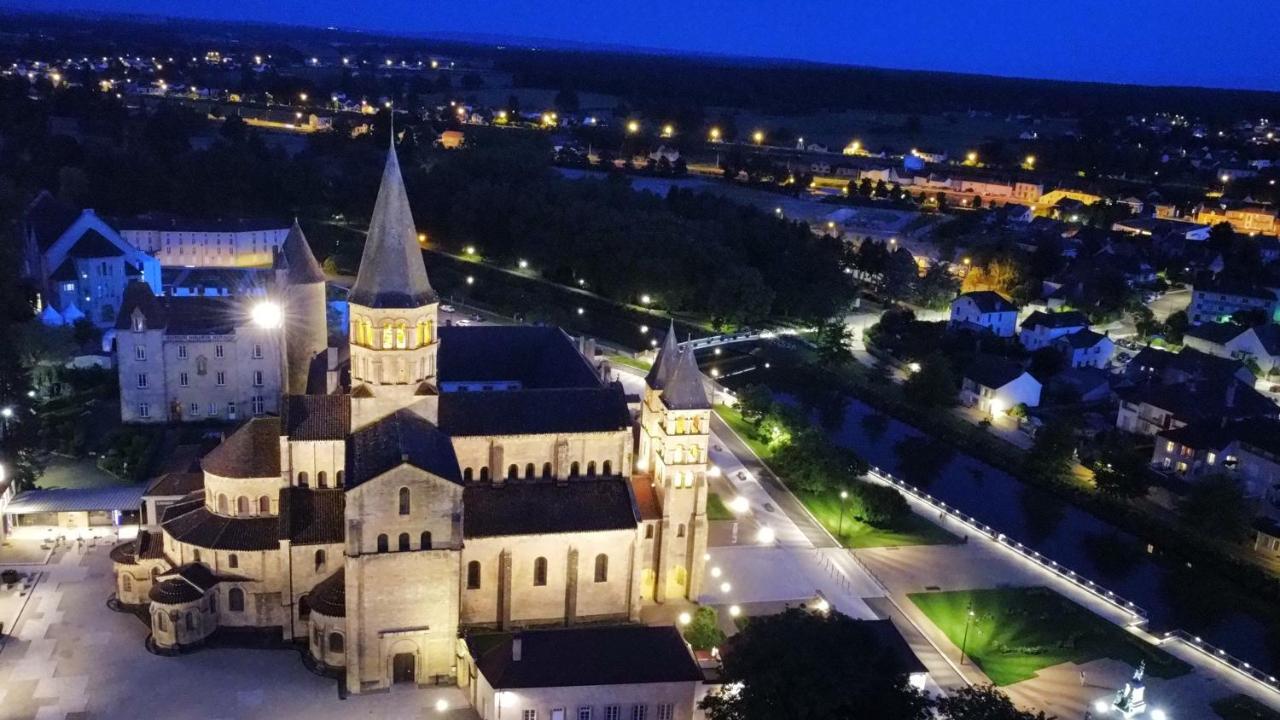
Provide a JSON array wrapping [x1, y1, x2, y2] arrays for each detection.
[[564, 547, 579, 625], [498, 549, 512, 629]]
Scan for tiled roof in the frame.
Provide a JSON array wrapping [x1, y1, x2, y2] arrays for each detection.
[[645, 322, 680, 389], [279, 488, 345, 545], [438, 386, 631, 437], [956, 291, 1016, 314], [463, 478, 638, 538], [64, 228, 125, 258], [160, 497, 280, 551], [1058, 329, 1108, 349], [149, 577, 203, 604], [345, 410, 461, 487], [437, 326, 602, 389], [201, 418, 282, 479], [309, 568, 346, 617], [109, 530, 166, 565], [145, 472, 205, 498], [468, 625, 702, 689], [964, 356, 1028, 390], [115, 281, 254, 335], [348, 145, 436, 309], [1021, 310, 1088, 330], [282, 395, 350, 441], [1185, 321, 1248, 346]]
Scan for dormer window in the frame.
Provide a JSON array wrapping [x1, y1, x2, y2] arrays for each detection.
[[131, 310, 146, 332]]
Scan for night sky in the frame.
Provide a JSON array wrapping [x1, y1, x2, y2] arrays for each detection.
[[16, 0, 1280, 92]]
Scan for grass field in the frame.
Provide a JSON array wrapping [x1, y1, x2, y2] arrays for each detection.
[[608, 354, 652, 372], [1211, 694, 1280, 720], [706, 492, 734, 521], [714, 403, 954, 548], [909, 587, 1190, 686]]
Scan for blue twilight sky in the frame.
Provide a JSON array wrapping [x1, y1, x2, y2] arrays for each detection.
[[17, 0, 1280, 92]]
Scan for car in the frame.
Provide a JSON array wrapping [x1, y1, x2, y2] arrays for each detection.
[[763, 503, 776, 513], [736, 471, 747, 481], [713, 444, 723, 452], [440, 304, 456, 313], [457, 319, 472, 326]]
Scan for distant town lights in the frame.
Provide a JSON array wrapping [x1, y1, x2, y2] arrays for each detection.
[[576, 307, 585, 316]]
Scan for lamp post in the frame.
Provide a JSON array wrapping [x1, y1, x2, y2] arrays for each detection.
[[959, 603, 976, 664], [837, 489, 849, 537], [0, 406, 13, 440]]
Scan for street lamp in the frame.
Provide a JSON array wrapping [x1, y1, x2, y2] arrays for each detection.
[[959, 603, 976, 664], [626, 120, 640, 135], [966, 151, 978, 165], [661, 124, 674, 138], [1024, 155, 1036, 169], [752, 130, 765, 145], [709, 127, 721, 142], [640, 294, 652, 305]]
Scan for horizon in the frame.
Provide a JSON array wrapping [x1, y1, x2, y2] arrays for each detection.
[[11, 0, 1280, 94]]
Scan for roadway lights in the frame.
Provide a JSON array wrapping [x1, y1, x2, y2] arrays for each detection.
[[709, 127, 722, 141], [728, 605, 741, 618], [435, 699, 449, 713], [640, 294, 652, 305], [756, 526, 775, 545], [518, 259, 529, 269], [464, 246, 476, 256], [417, 233, 426, 243], [576, 307, 585, 316], [711, 566, 722, 578], [966, 151, 978, 164], [640, 325, 649, 334], [1024, 155, 1036, 168], [0, 407, 13, 419], [250, 301, 283, 329], [815, 599, 831, 613], [752, 130, 764, 144], [298, 92, 308, 101], [661, 124, 674, 137], [729, 496, 749, 514], [626, 120, 640, 134], [719, 582, 732, 593], [465, 276, 475, 285]]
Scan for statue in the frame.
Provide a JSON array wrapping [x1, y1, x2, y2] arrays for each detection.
[[1112, 661, 1147, 717]]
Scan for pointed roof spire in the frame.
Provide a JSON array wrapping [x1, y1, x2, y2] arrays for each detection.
[[348, 144, 436, 309], [280, 219, 325, 285], [645, 320, 680, 389], [662, 345, 711, 410]]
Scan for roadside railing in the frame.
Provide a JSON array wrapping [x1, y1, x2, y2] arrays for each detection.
[[1162, 629, 1280, 693]]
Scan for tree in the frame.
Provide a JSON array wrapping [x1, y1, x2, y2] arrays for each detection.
[[858, 178, 874, 197], [1023, 420, 1076, 485], [851, 482, 909, 525], [815, 320, 854, 366], [962, 256, 1024, 299], [683, 606, 726, 651], [937, 685, 1048, 720], [903, 352, 957, 407], [1179, 474, 1252, 540], [1092, 443, 1150, 499], [1163, 310, 1189, 344], [736, 385, 774, 424], [701, 609, 932, 720]]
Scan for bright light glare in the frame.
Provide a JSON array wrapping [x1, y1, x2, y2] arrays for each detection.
[[710, 566, 722, 578], [816, 598, 831, 613], [729, 496, 750, 514], [435, 699, 449, 713], [678, 612, 692, 625], [719, 582, 732, 593], [728, 605, 741, 618], [756, 526, 776, 545], [1150, 711, 1167, 720], [251, 302, 283, 329]]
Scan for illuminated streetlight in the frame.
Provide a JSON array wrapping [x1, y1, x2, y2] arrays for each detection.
[[815, 598, 831, 613], [728, 605, 741, 618], [1221, 174, 1231, 184], [518, 259, 529, 269], [417, 232, 427, 244], [752, 130, 764, 144], [464, 246, 476, 256], [576, 307, 585, 316], [709, 127, 721, 142], [465, 276, 474, 285], [711, 566, 722, 578], [719, 582, 732, 593], [959, 604, 976, 664], [0, 407, 13, 419], [640, 294, 652, 305], [756, 526, 775, 545], [966, 151, 978, 164], [251, 301, 283, 329], [639, 325, 649, 334], [1024, 155, 1036, 168], [626, 120, 640, 134], [298, 92, 308, 102], [729, 496, 750, 514], [435, 699, 449, 713], [838, 489, 849, 536]]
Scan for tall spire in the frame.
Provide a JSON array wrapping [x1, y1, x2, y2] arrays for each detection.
[[348, 143, 436, 309], [646, 320, 680, 390], [662, 345, 711, 410], [280, 219, 325, 285]]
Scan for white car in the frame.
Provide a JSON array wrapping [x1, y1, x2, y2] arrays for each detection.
[[440, 304, 456, 313]]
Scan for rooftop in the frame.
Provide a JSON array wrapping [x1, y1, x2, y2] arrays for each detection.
[[438, 386, 631, 437], [5, 485, 147, 515], [437, 325, 602, 389], [467, 625, 702, 689], [463, 477, 638, 538]]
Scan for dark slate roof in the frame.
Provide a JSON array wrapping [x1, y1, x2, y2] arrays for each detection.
[[468, 625, 702, 689], [150, 577, 204, 604], [347, 146, 436, 309], [1193, 280, 1278, 302], [1185, 321, 1248, 346], [1021, 310, 1089, 330], [964, 356, 1028, 389], [278, 220, 326, 285], [64, 228, 125, 258], [463, 478, 638, 538], [645, 322, 680, 389], [109, 530, 166, 565], [660, 348, 710, 410], [439, 385, 631, 437], [279, 488, 345, 545], [1058, 329, 1108, 349], [48, 259, 78, 281], [1161, 417, 1280, 457], [282, 395, 350, 441], [345, 410, 462, 488], [161, 497, 280, 551], [201, 418, 282, 479], [146, 472, 205, 498], [957, 291, 1016, 314], [1120, 378, 1277, 424], [1250, 324, 1280, 355], [309, 568, 346, 617], [437, 325, 602, 389], [23, 191, 79, 250], [115, 281, 164, 330], [115, 282, 252, 335]]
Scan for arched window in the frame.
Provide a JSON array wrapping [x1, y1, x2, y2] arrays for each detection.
[[602, 460, 612, 476], [463, 467, 474, 482], [122, 574, 133, 591], [185, 613, 195, 631], [507, 464, 518, 481], [217, 494, 228, 513], [569, 462, 580, 478], [524, 463, 535, 480], [420, 531, 432, 550], [376, 534, 389, 553], [229, 588, 245, 612], [328, 632, 344, 653], [479, 467, 490, 482], [587, 461, 597, 477], [416, 320, 428, 347], [335, 470, 344, 486], [316, 471, 327, 488], [156, 613, 169, 631], [314, 549, 326, 571], [259, 495, 270, 513], [398, 487, 411, 515], [298, 471, 309, 488], [466, 561, 481, 589], [398, 533, 410, 552], [228, 553, 238, 569], [381, 322, 393, 349], [395, 321, 408, 349], [542, 462, 553, 479], [677, 524, 686, 538], [533, 557, 548, 586], [676, 416, 686, 434], [594, 554, 609, 583], [236, 496, 249, 515], [298, 595, 311, 620]]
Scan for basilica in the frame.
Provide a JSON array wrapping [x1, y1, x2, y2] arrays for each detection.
[[109, 139, 712, 695]]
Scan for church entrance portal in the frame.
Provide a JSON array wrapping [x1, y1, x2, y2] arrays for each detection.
[[392, 652, 416, 684]]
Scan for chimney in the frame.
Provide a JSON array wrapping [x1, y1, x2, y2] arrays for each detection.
[[511, 636, 522, 662]]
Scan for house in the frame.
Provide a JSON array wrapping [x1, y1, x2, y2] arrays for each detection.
[[1152, 418, 1280, 497], [960, 356, 1042, 413], [1195, 202, 1278, 236], [1185, 322, 1280, 375], [1189, 281, 1279, 325], [461, 625, 706, 720], [1116, 374, 1276, 436], [948, 291, 1018, 337], [1053, 329, 1114, 369], [1003, 203, 1034, 223], [1112, 217, 1211, 242], [115, 213, 292, 268], [1019, 310, 1090, 351], [1046, 367, 1113, 404]]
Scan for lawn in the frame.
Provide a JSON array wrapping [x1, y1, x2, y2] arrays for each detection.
[[713, 403, 776, 461], [1212, 694, 1280, 720], [909, 587, 1190, 686], [608, 354, 652, 372], [706, 492, 734, 521], [800, 488, 958, 548]]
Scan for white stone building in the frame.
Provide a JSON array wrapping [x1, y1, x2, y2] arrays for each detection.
[[948, 291, 1018, 337]]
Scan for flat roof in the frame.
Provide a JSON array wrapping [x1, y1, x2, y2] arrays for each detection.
[[4, 485, 147, 515]]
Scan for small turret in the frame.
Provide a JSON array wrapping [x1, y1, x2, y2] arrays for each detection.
[[279, 220, 329, 395]]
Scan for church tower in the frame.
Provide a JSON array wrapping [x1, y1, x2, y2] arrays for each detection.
[[347, 140, 440, 429], [640, 325, 710, 602], [275, 220, 329, 395]]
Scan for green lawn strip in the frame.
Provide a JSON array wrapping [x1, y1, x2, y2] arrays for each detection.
[[608, 354, 652, 372], [908, 587, 1190, 686], [713, 403, 776, 461], [798, 489, 958, 548], [1211, 694, 1280, 720], [706, 492, 734, 521]]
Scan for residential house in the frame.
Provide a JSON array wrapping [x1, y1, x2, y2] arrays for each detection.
[[1189, 281, 1279, 325], [1152, 418, 1280, 497], [960, 356, 1042, 413], [1053, 329, 1114, 369], [1112, 216, 1211, 242], [1046, 367, 1113, 404], [1019, 310, 1089, 351], [1185, 322, 1280, 376], [1195, 202, 1278, 236], [948, 291, 1019, 337]]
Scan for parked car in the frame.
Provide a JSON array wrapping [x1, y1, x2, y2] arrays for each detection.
[[440, 304, 456, 313]]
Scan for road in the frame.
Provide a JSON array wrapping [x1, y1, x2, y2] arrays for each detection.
[[1149, 287, 1192, 322]]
